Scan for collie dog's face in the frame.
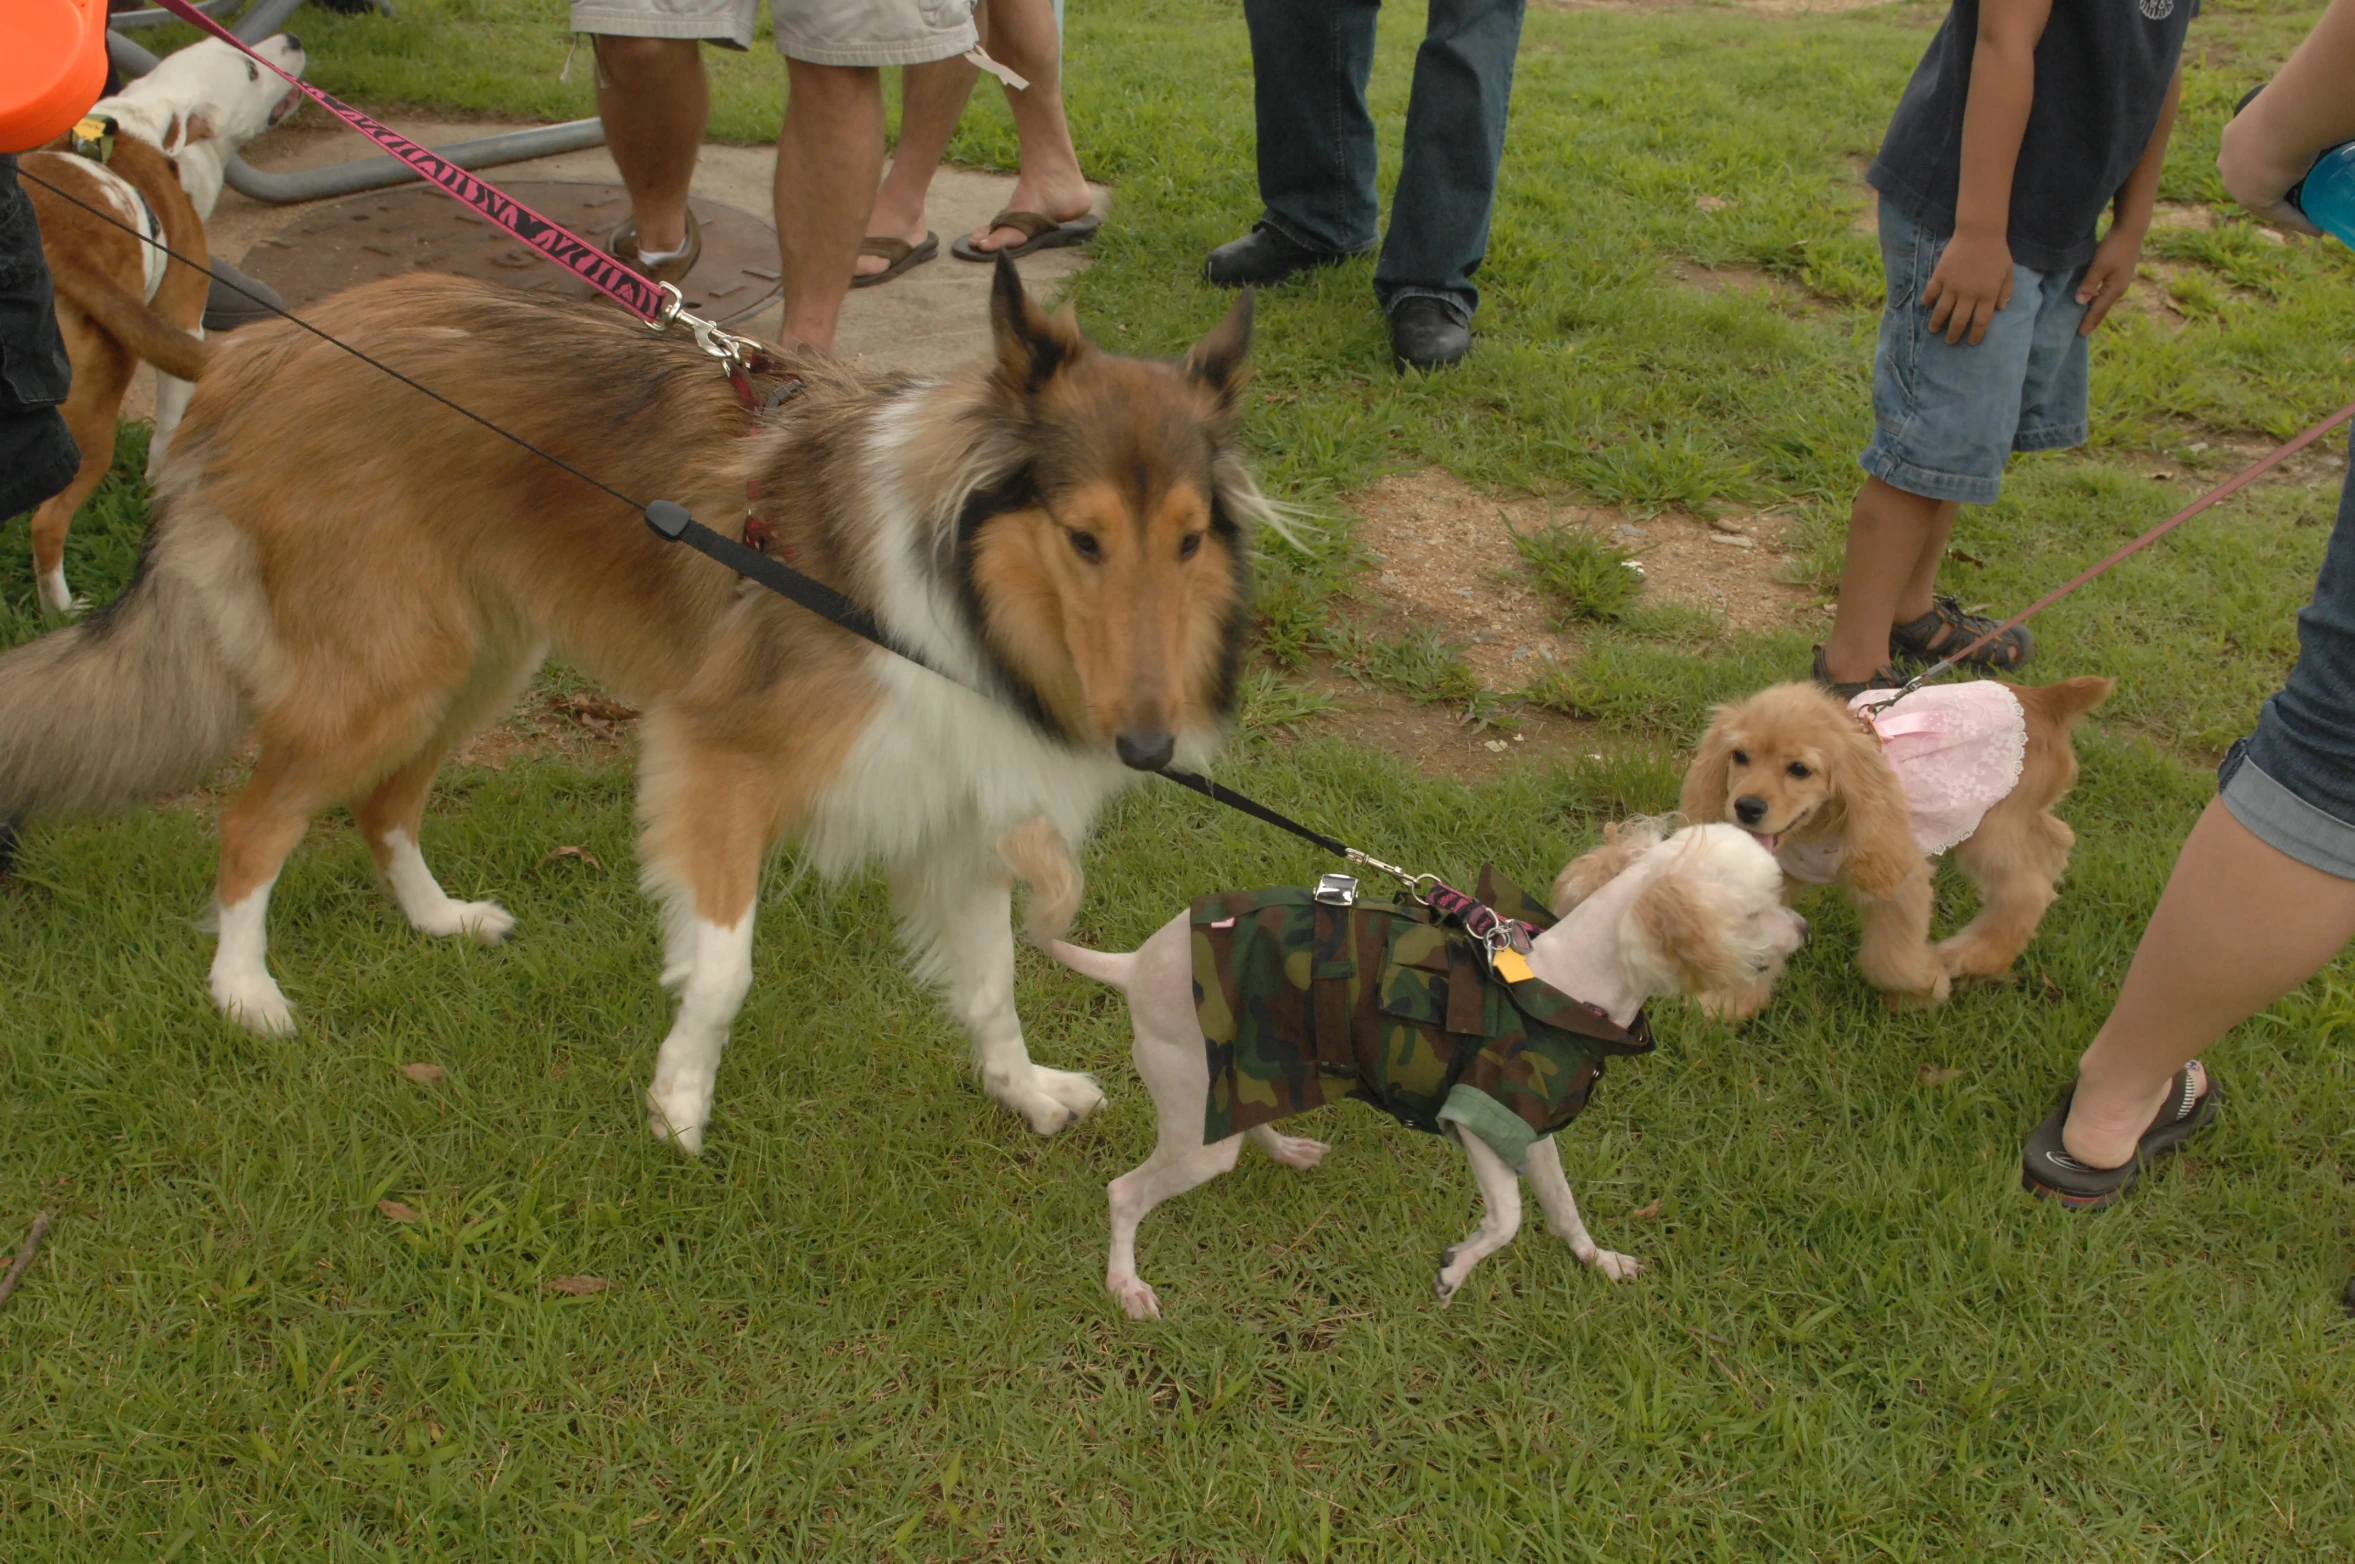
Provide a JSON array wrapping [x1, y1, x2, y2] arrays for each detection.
[[962, 261, 1256, 772]]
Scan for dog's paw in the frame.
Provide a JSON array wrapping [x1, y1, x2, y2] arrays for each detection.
[[1934, 933, 2021, 981], [996, 1066, 1106, 1135], [1881, 972, 1952, 1011], [35, 568, 86, 621], [1433, 1246, 1472, 1306], [1587, 1249, 1644, 1283], [1256, 1132, 1329, 1171], [414, 898, 516, 945], [645, 1085, 708, 1156], [211, 971, 296, 1036], [1108, 1275, 1162, 1320]]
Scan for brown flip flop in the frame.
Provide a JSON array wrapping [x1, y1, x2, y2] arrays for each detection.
[[850, 231, 939, 289], [606, 211, 702, 286], [949, 209, 1102, 262]]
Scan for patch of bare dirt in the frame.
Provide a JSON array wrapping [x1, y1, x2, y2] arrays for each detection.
[[1349, 468, 1815, 686], [1300, 668, 1612, 784]]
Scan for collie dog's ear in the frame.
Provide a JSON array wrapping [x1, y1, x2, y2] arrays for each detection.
[[1678, 708, 1738, 825], [1184, 289, 1254, 418], [1830, 726, 1920, 900], [991, 252, 1087, 395]]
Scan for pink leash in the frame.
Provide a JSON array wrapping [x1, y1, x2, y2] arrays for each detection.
[[148, 0, 674, 324], [1886, 396, 2355, 697]]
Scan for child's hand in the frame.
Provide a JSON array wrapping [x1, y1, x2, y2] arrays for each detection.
[[2075, 225, 2145, 335], [1922, 232, 2015, 344]]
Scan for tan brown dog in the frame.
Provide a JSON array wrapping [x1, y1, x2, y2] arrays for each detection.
[[0, 262, 1269, 1157], [1679, 676, 2111, 1012], [17, 35, 306, 618]]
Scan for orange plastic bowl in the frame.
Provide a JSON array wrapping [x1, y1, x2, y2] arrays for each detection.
[[2, 0, 109, 155]]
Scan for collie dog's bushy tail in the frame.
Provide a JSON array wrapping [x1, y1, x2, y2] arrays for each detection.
[[996, 816, 1083, 945], [0, 540, 245, 829]]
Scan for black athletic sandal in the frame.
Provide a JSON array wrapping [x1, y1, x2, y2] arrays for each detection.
[[2021, 1064, 2218, 1211], [1890, 594, 2034, 672], [1809, 645, 1907, 701]]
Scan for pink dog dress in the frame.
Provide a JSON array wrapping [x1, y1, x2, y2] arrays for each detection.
[[1776, 682, 2027, 884]]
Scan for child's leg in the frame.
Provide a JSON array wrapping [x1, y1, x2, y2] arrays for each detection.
[[1823, 478, 1957, 685]]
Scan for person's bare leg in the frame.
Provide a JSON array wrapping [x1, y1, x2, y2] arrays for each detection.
[[856, 58, 977, 279], [1894, 498, 1963, 624], [776, 60, 886, 352], [1823, 478, 1954, 683], [961, 0, 1093, 253], [593, 36, 707, 255], [2062, 798, 2355, 1167]]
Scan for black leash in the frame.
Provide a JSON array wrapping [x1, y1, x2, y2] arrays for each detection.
[[18, 167, 1425, 889]]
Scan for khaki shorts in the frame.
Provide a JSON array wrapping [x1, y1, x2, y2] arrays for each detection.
[[570, 0, 976, 67]]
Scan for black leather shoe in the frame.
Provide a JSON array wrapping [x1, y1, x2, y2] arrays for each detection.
[[1202, 223, 1349, 287], [1388, 296, 1470, 372], [202, 258, 287, 332]]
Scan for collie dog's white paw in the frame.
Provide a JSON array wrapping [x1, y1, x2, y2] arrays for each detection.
[[211, 972, 295, 1036], [1108, 1275, 1162, 1320], [997, 1066, 1105, 1135], [645, 1086, 708, 1156], [1256, 1133, 1328, 1170], [415, 898, 516, 944]]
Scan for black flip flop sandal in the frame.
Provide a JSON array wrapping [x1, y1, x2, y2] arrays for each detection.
[[850, 231, 938, 290], [1890, 594, 2034, 672], [2021, 1064, 2218, 1211], [950, 209, 1102, 262]]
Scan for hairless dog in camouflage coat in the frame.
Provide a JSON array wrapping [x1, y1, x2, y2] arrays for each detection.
[[1038, 820, 1806, 1318]]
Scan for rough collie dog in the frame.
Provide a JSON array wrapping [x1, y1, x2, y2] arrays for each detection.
[[1678, 676, 2112, 1012], [0, 260, 1264, 1153], [1015, 819, 1806, 1317]]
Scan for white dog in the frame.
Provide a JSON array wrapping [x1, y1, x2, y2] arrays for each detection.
[[91, 35, 308, 219], [1038, 821, 1806, 1318]]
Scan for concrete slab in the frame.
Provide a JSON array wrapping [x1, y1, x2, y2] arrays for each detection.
[[126, 110, 1108, 420]]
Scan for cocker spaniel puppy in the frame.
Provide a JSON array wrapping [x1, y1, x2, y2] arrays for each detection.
[[1678, 676, 2111, 1012]]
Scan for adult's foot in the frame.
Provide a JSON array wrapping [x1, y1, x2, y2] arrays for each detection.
[[2062, 1059, 2212, 1171], [1203, 223, 1350, 287], [957, 173, 1095, 258], [2020, 1061, 2215, 1210], [1389, 297, 1470, 372]]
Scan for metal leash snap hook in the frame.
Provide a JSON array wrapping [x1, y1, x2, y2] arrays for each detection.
[[644, 281, 686, 334]]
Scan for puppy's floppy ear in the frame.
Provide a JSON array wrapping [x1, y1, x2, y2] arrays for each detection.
[[160, 107, 221, 155], [1830, 724, 1922, 900], [1679, 708, 1739, 825], [1622, 872, 1749, 997], [1184, 289, 1253, 422], [1549, 816, 1665, 916], [990, 252, 1088, 396]]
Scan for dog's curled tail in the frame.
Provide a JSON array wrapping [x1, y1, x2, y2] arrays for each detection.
[[995, 814, 1084, 945], [2021, 674, 2115, 728], [49, 267, 214, 383], [0, 555, 245, 833]]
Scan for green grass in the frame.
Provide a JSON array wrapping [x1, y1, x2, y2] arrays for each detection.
[[9, 0, 2355, 1555], [1510, 519, 1648, 627]]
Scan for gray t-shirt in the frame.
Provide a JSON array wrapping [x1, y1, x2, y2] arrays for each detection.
[[1867, 0, 2197, 273]]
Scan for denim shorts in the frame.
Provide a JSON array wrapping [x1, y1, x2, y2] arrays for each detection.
[[1858, 201, 2092, 506], [570, 0, 975, 65], [2218, 428, 2355, 880]]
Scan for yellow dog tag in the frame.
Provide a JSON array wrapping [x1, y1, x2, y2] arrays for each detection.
[[1490, 948, 1535, 985]]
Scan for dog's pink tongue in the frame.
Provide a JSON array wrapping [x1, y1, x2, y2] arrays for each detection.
[[269, 88, 302, 125]]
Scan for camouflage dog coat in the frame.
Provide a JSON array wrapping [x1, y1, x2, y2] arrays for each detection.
[[1191, 865, 1653, 1165]]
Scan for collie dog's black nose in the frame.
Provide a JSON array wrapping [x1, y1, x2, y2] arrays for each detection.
[[1733, 795, 1768, 826], [1116, 730, 1175, 772], [282, 32, 304, 52]]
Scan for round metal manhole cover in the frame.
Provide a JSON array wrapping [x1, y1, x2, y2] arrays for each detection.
[[235, 180, 782, 324]]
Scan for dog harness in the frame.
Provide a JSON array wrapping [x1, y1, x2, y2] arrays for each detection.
[[1191, 865, 1652, 1166], [1782, 682, 2028, 883]]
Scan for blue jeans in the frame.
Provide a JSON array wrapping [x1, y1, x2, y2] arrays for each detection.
[[2219, 426, 2355, 880], [1857, 201, 2091, 507], [1242, 0, 1526, 322]]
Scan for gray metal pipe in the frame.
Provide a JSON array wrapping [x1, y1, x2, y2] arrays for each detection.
[[106, 0, 242, 33], [219, 119, 609, 203], [107, 32, 163, 76], [230, 0, 307, 43]]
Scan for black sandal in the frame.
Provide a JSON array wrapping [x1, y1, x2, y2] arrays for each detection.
[[1809, 645, 1907, 701], [1891, 594, 2033, 672], [2021, 1064, 2218, 1211]]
